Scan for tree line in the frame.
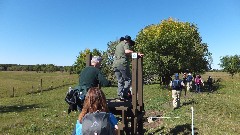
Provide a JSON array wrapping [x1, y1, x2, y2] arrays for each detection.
[[0, 64, 73, 73]]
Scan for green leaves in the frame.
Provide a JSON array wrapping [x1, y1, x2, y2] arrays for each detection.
[[135, 18, 211, 81], [220, 55, 240, 78], [73, 48, 102, 74]]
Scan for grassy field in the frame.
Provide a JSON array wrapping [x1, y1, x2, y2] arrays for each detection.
[[0, 71, 240, 134]]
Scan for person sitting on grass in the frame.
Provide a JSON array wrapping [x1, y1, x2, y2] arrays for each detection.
[[72, 87, 118, 135]]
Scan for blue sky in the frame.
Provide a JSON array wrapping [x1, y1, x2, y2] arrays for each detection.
[[0, 0, 239, 69]]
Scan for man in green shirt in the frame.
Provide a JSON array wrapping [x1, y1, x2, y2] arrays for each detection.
[[66, 56, 111, 113], [77, 56, 111, 102], [113, 35, 143, 100]]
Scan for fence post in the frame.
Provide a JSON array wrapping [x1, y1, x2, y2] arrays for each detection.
[[12, 87, 15, 97], [32, 85, 34, 95], [41, 79, 43, 93]]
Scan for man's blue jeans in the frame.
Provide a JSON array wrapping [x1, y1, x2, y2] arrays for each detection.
[[114, 65, 131, 98]]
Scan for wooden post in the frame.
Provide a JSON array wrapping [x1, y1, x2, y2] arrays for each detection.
[[138, 57, 144, 110], [131, 53, 138, 135], [41, 79, 43, 93], [32, 85, 34, 95], [137, 57, 144, 134], [12, 87, 15, 97], [86, 53, 92, 67]]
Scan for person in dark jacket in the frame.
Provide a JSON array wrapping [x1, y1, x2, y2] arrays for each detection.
[[68, 56, 111, 113], [207, 76, 213, 92], [78, 56, 111, 89]]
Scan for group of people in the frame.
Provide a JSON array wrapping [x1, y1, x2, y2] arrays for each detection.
[[170, 72, 214, 109], [68, 35, 143, 134]]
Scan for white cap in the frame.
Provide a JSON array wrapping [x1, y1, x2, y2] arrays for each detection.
[[188, 73, 191, 75], [91, 56, 102, 63]]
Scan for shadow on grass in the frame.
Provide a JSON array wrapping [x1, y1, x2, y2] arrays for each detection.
[[182, 99, 196, 106], [169, 123, 198, 135], [145, 126, 165, 135], [0, 104, 42, 113]]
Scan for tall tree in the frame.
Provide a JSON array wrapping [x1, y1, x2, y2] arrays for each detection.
[[134, 18, 212, 83], [219, 55, 240, 78]]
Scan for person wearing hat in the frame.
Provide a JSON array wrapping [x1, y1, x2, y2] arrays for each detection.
[[113, 35, 143, 100], [169, 73, 185, 109]]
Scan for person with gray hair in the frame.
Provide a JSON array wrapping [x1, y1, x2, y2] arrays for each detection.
[[73, 56, 111, 110], [78, 56, 111, 89]]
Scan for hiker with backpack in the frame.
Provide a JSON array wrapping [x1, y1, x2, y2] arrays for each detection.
[[186, 73, 193, 92], [65, 56, 111, 114], [72, 87, 118, 135], [169, 73, 185, 109], [195, 75, 204, 93], [113, 35, 143, 100], [207, 76, 213, 92]]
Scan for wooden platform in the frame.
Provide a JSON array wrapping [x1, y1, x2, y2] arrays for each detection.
[[107, 98, 132, 115]]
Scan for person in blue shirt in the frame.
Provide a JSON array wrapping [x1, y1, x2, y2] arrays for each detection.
[[72, 87, 118, 135]]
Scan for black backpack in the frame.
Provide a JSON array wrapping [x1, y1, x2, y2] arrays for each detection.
[[82, 111, 114, 135], [65, 87, 82, 114], [172, 79, 182, 90], [187, 75, 193, 82], [207, 77, 213, 84]]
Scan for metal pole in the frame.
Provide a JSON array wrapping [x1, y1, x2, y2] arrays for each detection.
[[191, 106, 194, 135]]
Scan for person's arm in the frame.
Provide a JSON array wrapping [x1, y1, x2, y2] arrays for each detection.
[[181, 81, 185, 87], [97, 71, 111, 87], [74, 119, 83, 135], [124, 43, 144, 57], [109, 113, 118, 129]]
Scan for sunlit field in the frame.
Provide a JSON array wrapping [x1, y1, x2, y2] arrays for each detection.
[[0, 71, 239, 134]]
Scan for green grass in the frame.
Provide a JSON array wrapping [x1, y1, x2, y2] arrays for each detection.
[[0, 71, 240, 134]]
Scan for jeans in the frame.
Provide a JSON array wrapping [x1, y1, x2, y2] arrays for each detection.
[[196, 84, 201, 92], [114, 65, 131, 98]]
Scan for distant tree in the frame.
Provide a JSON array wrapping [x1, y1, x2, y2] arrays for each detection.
[[134, 18, 212, 84], [46, 64, 56, 72], [34, 64, 41, 73], [219, 55, 240, 78]]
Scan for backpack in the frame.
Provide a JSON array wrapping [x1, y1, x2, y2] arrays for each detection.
[[172, 79, 182, 90], [195, 78, 202, 85], [187, 75, 193, 82], [82, 112, 114, 135], [207, 78, 213, 84], [65, 86, 88, 114]]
